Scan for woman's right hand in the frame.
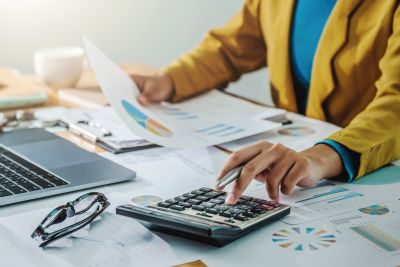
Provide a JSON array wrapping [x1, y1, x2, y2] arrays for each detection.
[[131, 72, 175, 106]]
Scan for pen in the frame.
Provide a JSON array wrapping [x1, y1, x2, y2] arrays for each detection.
[[68, 123, 98, 143], [215, 165, 244, 188]]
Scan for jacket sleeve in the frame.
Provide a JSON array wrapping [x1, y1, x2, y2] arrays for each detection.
[[163, 0, 266, 102], [328, 5, 400, 178]]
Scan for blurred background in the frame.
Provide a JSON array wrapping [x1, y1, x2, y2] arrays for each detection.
[[0, 0, 272, 105]]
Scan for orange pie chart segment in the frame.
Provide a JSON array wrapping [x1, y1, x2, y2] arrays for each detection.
[[122, 100, 173, 137]]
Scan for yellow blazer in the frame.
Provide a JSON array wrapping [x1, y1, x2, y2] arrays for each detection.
[[164, 0, 400, 179]]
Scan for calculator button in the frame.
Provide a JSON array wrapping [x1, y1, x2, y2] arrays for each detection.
[[179, 202, 192, 208], [229, 208, 245, 215], [175, 196, 189, 202], [239, 195, 253, 201], [195, 196, 210, 202], [191, 190, 205, 196], [252, 198, 269, 205], [165, 199, 179, 205], [260, 204, 274, 211], [243, 211, 258, 218], [199, 187, 213, 192], [192, 205, 205, 211], [220, 211, 233, 218], [157, 202, 171, 208], [234, 204, 252, 211], [217, 195, 227, 200], [170, 205, 185, 211], [183, 193, 197, 198], [236, 199, 246, 204], [234, 214, 248, 221], [245, 201, 259, 208], [205, 208, 218, 214], [188, 199, 202, 205], [252, 208, 266, 214], [209, 198, 224, 204], [271, 203, 282, 208], [204, 191, 225, 198], [201, 202, 215, 209], [215, 205, 231, 212]]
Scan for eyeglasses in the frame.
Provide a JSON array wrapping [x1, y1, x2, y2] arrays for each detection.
[[31, 192, 109, 248]]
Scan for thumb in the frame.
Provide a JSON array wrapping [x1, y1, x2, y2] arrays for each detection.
[[138, 81, 158, 106], [138, 87, 151, 106]]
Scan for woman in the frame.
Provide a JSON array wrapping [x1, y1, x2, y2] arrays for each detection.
[[131, 0, 400, 204]]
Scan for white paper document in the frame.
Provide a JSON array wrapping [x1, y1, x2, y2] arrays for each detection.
[[219, 112, 341, 152], [0, 209, 178, 267], [100, 146, 229, 196], [84, 38, 280, 149]]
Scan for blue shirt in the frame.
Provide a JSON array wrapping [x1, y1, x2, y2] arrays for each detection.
[[290, 0, 359, 181]]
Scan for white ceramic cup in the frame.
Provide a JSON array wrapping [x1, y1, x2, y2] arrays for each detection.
[[34, 47, 85, 88]]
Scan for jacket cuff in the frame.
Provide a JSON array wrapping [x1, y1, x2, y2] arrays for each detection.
[[317, 139, 360, 182], [162, 64, 211, 103]]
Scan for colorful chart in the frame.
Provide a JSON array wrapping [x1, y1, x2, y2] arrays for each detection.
[[131, 195, 163, 207], [278, 126, 316, 137], [122, 100, 173, 137], [272, 227, 336, 251], [351, 224, 400, 252], [359, 204, 390, 215]]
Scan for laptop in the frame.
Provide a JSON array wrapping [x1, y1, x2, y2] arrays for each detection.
[[0, 128, 136, 206]]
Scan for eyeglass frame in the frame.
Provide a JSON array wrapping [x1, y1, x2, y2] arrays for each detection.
[[31, 192, 109, 248]]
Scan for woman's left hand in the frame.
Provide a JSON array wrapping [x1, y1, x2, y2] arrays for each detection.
[[216, 141, 344, 204]]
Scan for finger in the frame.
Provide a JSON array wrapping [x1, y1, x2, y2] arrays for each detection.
[[138, 81, 158, 106], [138, 95, 150, 106], [131, 74, 145, 91], [218, 141, 273, 180], [133, 75, 151, 105], [225, 148, 283, 204], [255, 169, 270, 183], [265, 151, 296, 201], [281, 160, 309, 195]]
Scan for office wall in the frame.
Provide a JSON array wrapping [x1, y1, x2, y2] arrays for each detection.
[[0, 0, 272, 105]]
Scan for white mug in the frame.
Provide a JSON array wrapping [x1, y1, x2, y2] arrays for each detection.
[[34, 47, 85, 89]]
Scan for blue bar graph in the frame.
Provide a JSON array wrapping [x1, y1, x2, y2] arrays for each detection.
[[327, 192, 364, 203], [296, 186, 349, 203], [196, 124, 226, 133]]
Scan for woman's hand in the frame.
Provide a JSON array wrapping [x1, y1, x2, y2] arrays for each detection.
[[131, 72, 175, 105], [216, 141, 344, 204]]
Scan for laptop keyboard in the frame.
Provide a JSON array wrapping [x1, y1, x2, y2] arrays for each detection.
[[0, 147, 69, 197]]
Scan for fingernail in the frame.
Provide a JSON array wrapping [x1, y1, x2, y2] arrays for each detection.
[[138, 96, 148, 105], [225, 192, 237, 204]]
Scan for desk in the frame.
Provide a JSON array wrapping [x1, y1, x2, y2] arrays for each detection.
[[0, 67, 399, 267]]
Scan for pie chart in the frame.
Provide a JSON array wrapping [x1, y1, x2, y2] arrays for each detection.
[[278, 126, 316, 137], [359, 204, 390, 215], [272, 227, 336, 251], [122, 100, 173, 137], [131, 195, 163, 207]]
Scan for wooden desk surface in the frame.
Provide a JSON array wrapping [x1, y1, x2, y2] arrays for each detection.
[[0, 64, 158, 111]]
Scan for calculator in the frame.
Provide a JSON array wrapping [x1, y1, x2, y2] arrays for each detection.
[[116, 187, 290, 246]]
